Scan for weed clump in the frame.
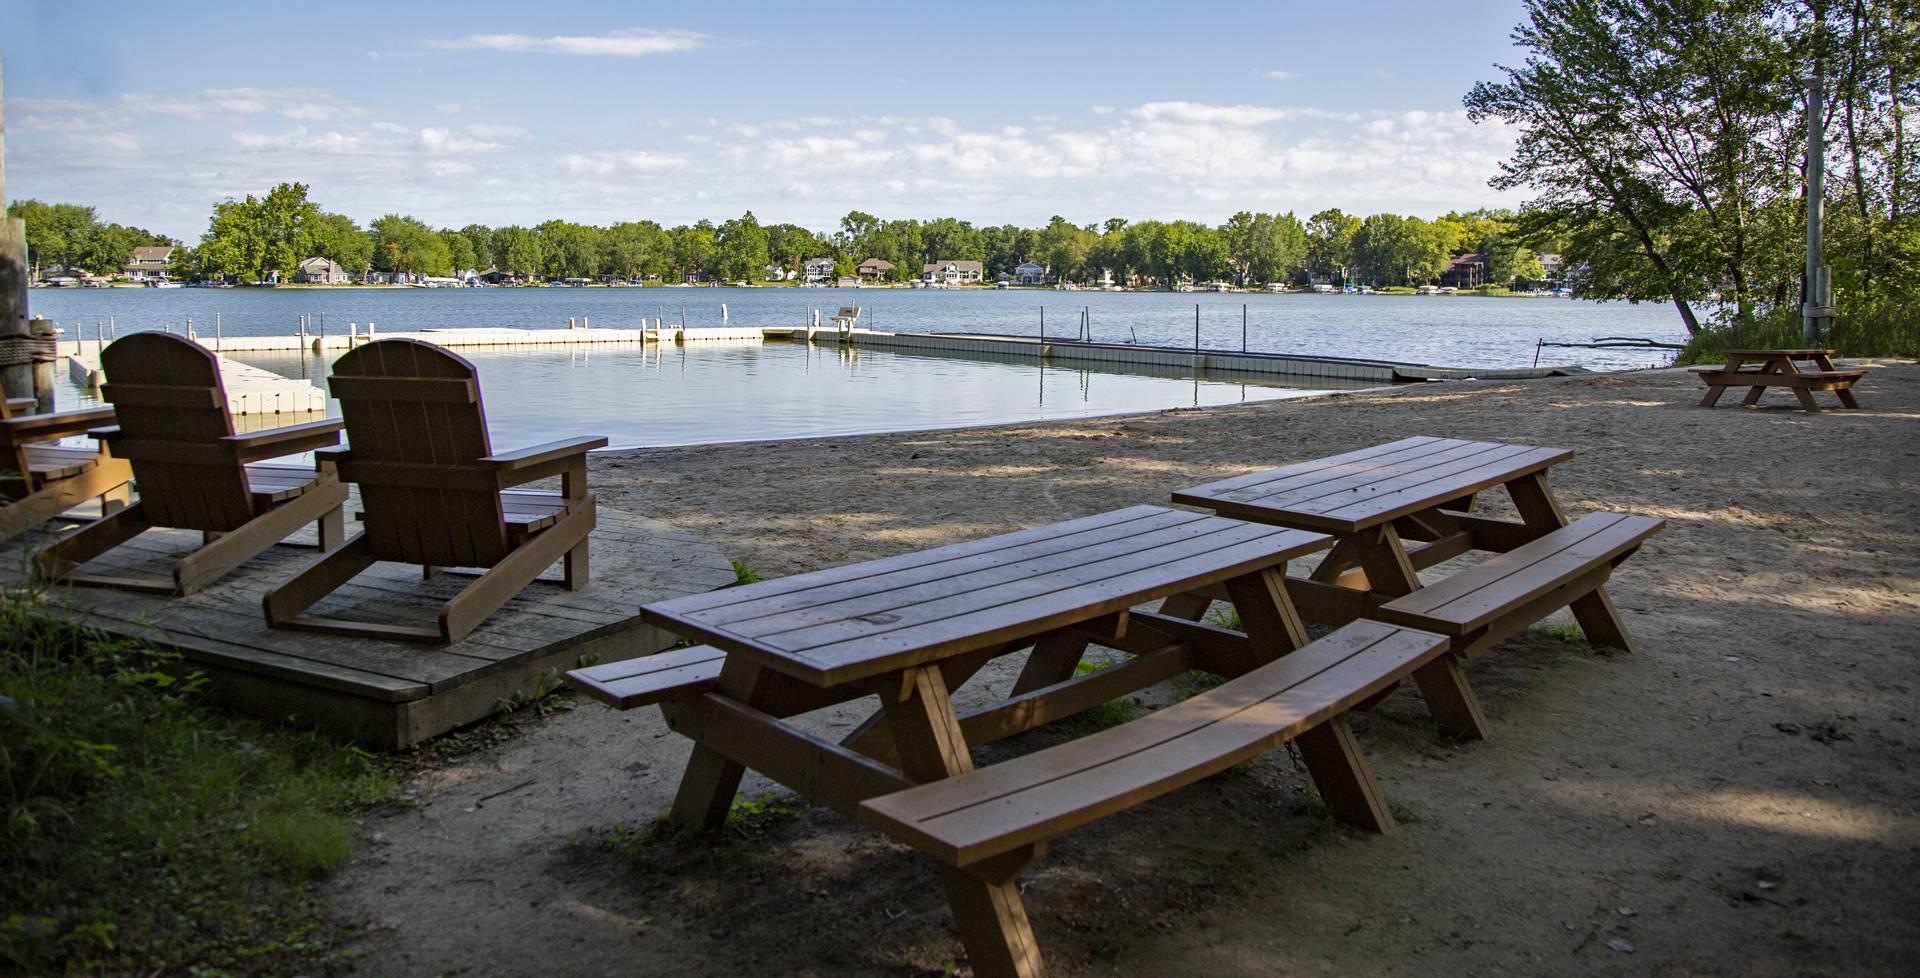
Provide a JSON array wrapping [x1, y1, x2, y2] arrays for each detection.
[[0, 597, 398, 974]]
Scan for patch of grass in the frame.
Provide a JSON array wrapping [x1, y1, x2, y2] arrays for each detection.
[[1173, 670, 1228, 701], [731, 561, 763, 586], [1051, 659, 1138, 734], [494, 665, 574, 717], [1672, 301, 1920, 366], [1388, 800, 1423, 824], [611, 793, 801, 879], [1530, 619, 1583, 644], [0, 597, 398, 976], [1204, 604, 1243, 631]]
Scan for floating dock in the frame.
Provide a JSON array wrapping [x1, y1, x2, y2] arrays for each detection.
[[57, 325, 1587, 387], [3, 503, 735, 748], [69, 351, 329, 414]]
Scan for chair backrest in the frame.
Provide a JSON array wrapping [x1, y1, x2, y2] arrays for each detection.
[[99, 332, 255, 531], [327, 339, 511, 568]]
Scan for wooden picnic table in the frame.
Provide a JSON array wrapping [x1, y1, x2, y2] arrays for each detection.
[[1690, 348, 1867, 412], [578, 504, 1467, 977], [1172, 436, 1663, 741]]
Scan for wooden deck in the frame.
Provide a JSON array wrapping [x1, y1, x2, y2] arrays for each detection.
[[1, 502, 735, 748]]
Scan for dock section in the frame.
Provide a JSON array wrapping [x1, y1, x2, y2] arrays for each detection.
[[2, 504, 736, 748]]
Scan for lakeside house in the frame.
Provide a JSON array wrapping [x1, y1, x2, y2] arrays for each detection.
[[123, 245, 177, 281], [856, 258, 895, 282], [836, 274, 862, 288], [1539, 253, 1565, 287], [1440, 253, 1488, 290], [923, 259, 984, 286], [1012, 260, 1048, 286], [803, 258, 836, 283], [293, 256, 350, 284]]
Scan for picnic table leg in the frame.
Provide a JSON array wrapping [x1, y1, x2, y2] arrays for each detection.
[[1156, 592, 1212, 621], [1792, 387, 1823, 412], [1010, 630, 1091, 696], [667, 657, 769, 830], [1295, 715, 1396, 833], [1307, 535, 1375, 591], [1224, 565, 1309, 661], [878, 665, 1047, 978], [937, 846, 1047, 978], [1835, 386, 1862, 409], [1698, 383, 1731, 407], [1410, 652, 1492, 741], [1504, 472, 1637, 653]]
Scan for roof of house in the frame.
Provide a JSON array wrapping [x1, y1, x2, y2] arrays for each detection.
[[1014, 260, 1047, 270], [128, 246, 175, 262], [298, 256, 342, 269], [1449, 253, 1486, 265], [923, 260, 985, 272], [857, 258, 895, 269]]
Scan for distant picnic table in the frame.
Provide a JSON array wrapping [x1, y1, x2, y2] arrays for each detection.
[[1690, 348, 1867, 412]]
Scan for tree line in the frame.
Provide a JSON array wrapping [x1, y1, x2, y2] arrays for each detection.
[[1469, 0, 1920, 335], [4, 201, 175, 278], [14, 182, 1553, 289]]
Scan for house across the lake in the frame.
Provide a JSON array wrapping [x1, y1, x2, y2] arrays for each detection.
[[803, 258, 837, 283], [294, 256, 350, 284], [1439, 253, 1487, 290], [856, 258, 895, 282], [123, 245, 177, 281], [922, 260, 984, 286], [1012, 260, 1048, 286]]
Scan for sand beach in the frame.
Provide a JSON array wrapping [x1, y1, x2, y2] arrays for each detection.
[[329, 362, 1920, 977]]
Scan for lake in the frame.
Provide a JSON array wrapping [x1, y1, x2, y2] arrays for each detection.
[[29, 286, 1689, 448]]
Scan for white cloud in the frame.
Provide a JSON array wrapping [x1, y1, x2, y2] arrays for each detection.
[[435, 102, 463, 113], [1266, 70, 1296, 80], [5, 88, 364, 131], [1090, 105, 1116, 115], [6, 97, 1522, 236], [422, 28, 719, 57]]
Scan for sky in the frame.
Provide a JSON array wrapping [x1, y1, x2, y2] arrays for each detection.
[[2, 0, 1538, 241]]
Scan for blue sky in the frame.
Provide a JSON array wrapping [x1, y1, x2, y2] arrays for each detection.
[[4, 0, 1536, 240]]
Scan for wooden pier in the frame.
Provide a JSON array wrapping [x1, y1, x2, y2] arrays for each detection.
[[2, 503, 736, 748]]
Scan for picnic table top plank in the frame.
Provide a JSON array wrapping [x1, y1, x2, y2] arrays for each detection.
[[858, 620, 1446, 866], [707, 511, 1291, 641], [641, 505, 1331, 686], [1717, 349, 1836, 357], [1174, 437, 1572, 533]]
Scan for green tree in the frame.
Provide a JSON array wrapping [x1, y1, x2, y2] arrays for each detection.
[[711, 211, 771, 282], [1222, 211, 1309, 285], [440, 229, 477, 275], [309, 213, 372, 273], [7, 200, 100, 275], [920, 218, 984, 265], [606, 221, 672, 280], [670, 222, 716, 282], [370, 214, 452, 278], [491, 226, 540, 279], [1306, 209, 1361, 284], [766, 223, 827, 278], [459, 225, 493, 271]]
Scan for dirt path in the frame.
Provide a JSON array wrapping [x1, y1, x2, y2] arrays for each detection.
[[328, 363, 1920, 977]]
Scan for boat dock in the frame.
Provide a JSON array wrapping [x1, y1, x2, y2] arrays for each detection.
[[57, 324, 1585, 388]]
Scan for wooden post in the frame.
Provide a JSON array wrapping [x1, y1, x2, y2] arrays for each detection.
[[0, 55, 32, 407]]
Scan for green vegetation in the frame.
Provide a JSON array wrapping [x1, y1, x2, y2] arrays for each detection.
[[730, 561, 764, 586], [4, 201, 174, 278], [1468, 1, 1920, 337], [0, 598, 398, 975], [1052, 658, 1138, 734], [1673, 301, 1920, 364]]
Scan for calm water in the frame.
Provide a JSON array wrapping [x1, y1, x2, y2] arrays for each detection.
[[31, 286, 1688, 448]]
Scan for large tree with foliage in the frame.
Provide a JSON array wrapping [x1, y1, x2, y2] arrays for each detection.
[[711, 211, 771, 282], [370, 214, 452, 278], [1222, 211, 1309, 285], [1305, 209, 1361, 284]]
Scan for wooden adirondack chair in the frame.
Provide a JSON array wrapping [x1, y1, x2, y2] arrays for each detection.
[[0, 396, 133, 540], [34, 332, 348, 594], [263, 339, 605, 645]]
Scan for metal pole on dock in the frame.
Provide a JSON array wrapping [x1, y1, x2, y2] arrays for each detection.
[[215, 312, 221, 351], [1242, 304, 1247, 353], [1040, 306, 1044, 341], [108, 316, 114, 343], [1194, 305, 1200, 353]]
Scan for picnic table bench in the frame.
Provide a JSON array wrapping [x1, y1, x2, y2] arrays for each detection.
[[1689, 349, 1867, 412], [569, 505, 1458, 978], [1173, 437, 1663, 740]]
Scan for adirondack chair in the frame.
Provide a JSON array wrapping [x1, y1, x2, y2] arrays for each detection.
[[34, 332, 348, 594], [263, 339, 606, 645], [0, 396, 133, 540]]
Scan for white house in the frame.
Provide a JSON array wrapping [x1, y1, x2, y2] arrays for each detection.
[[123, 245, 177, 281], [1012, 261, 1048, 286], [294, 256, 350, 284], [922, 259, 984, 286]]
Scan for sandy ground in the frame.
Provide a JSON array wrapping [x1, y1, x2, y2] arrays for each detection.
[[328, 363, 1920, 977]]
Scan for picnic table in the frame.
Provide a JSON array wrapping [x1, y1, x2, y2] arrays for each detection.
[[569, 504, 1459, 978], [1172, 436, 1664, 741], [1689, 348, 1867, 412]]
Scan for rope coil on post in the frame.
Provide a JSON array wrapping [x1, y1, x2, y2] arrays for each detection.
[[0, 334, 58, 367]]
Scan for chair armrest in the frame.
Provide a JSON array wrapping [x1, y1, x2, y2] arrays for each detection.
[[221, 418, 345, 462], [6, 398, 37, 413], [478, 436, 608, 471], [4, 406, 118, 441], [88, 425, 123, 441], [314, 445, 353, 463]]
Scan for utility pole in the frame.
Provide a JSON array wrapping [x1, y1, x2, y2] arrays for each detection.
[[1804, 73, 1834, 344]]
